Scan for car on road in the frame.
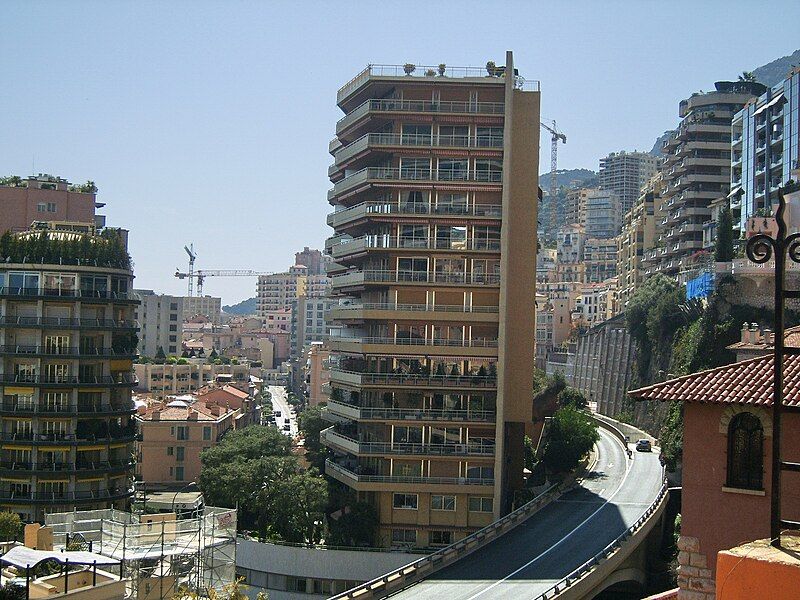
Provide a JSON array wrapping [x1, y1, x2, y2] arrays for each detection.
[[283, 424, 290, 431], [274, 410, 281, 418], [635, 439, 652, 452]]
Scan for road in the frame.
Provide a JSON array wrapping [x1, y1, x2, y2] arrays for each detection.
[[390, 428, 664, 599], [267, 385, 298, 438]]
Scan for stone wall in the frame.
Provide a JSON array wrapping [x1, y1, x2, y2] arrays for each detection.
[[677, 535, 716, 599]]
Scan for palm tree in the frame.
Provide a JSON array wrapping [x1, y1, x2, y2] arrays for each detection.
[[738, 71, 757, 82]]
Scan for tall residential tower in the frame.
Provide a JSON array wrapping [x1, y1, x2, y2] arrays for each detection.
[[323, 53, 539, 547]]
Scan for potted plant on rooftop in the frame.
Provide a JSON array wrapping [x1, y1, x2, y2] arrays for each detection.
[[486, 61, 497, 77], [438, 64, 446, 76], [403, 63, 416, 76]]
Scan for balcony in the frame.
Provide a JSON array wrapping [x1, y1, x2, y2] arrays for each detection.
[[0, 345, 136, 358], [0, 459, 133, 475], [333, 132, 504, 170], [0, 427, 137, 446], [0, 287, 137, 303], [321, 427, 495, 459], [0, 487, 134, 504], [0, 316, 138, 330], [327, 398, 495, 423], [328, 335, 498, 357], [329, 235, 501, 260], [329, 302, 499, 323], [0, 401, 135, 417], [336, 97, 505, 135], [328, 167, 502, 203], [330, 269, 501, 289], [0, 373, 137, 387], [327, 200, 501, 229], [325, 458, 493, 491], [330, 368, 497, 390]]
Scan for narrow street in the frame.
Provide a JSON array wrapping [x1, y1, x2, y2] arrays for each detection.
[[267, 385, 298, 438]]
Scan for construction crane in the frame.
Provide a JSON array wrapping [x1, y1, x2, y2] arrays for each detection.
[[540, 120, 567, 234], [174, 269, 275, 297], [184, 244, 197, 297]]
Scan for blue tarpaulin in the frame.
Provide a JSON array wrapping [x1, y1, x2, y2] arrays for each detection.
[[686, 271, 714, 300]]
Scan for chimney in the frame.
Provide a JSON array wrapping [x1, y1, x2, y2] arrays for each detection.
[[764, 328, 774, 346], [151, 410, 160, 421], [187, 410, 198, 421], [750, 323, 762, 344], [741, 323, 749, 344]]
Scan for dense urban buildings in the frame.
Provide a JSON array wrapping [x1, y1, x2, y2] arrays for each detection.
[[644, 80, 766, 278], [731, 68, 800, 234], [182, 295, 222, 323], [0, 211, 137, 520], [584, 188, 622, 239], [323, 53, 539, 547], [133, 290, 184, 357], [598, 150, 658, 213]]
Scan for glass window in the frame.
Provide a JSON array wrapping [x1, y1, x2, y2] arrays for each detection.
[[431, 495, 456, 511], [475, 159, 503, 182], [9, 272, 40, 293], [176, 426, 188, 441], [167, 447, 174, 456], [472, 226, 501, 251], [397, 257, 428, 282], [438, 125, 469, 147], [468, 497, 494, 512], [435, 193, 468, 215], [429, 530, 453, 546], [176, 446, 185, 462], [400, 158, 431, 180], [399, 225, 429, 248], [476, 127, 503, 148], [401, 124, 432, 146], [393, 493, 418, 510], [727, 412, 763, 490], [435, 226, 467, 250], [466, 465, 494, 479], [434, 258, 466, 283], [175, 466, 184, 481], [430, 427, 461, 445], [438, 159, 468, 181], [393, 426, 423, 444], [203, 426, 212, 441], [391, 529, 417, 546]]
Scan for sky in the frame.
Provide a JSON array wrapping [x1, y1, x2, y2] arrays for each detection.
[[1, 1, 799, 304]]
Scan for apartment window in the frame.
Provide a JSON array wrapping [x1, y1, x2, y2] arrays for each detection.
[[400, 158, 431, 180], [176, 426, 188, 440], [391, 529, 417, 547], [37, 202, 57, 213], [176, 446, 185, 462], [437, 158, 468, 181], [169, 345, 177, 353], [169, 314, 177, 321], [401, 123, 432, 145], [393, 493, 418, 510], [726, 412, 763, 490], [169, 335, 177, 342], [438, 125, 469, 147], [167, 447, 174, 456], [175, 466, 184, 481], [466, 465, 494, 479], [169, 325, 177, 332], [429, 530, 453, 546], [170, 303, 178, 310], [203, 426, 211, 441], [431, 495, 456, 511], [475, 159, 503, 182], [468, 497, 494, 512], [435, 192, 468, 215]]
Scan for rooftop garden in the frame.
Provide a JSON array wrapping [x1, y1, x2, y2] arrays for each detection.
[[0, 229, 131, 270], [0, 174, 97, 193]]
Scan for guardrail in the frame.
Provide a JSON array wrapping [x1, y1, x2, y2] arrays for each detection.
[[531, 481, 669, 600], [330, 482, 565, 600]]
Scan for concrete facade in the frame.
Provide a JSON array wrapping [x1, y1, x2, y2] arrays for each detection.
[[133, 290, 184, 357], [599, 151, 658, 214]]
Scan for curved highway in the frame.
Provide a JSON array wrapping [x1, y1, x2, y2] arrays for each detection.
[[389, 428, 664, 599]]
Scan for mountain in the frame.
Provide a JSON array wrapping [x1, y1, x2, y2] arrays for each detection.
[[222, 297, 257, 315], [650, 130, 675, 157], [751, 48, 800, 88], [539, 168, 598, 191]]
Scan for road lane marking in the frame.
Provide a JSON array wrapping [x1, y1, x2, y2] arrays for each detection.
[[463, 432, 633, 600]]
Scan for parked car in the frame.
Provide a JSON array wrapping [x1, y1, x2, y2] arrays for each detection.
[[274, 410, 282, 418], [635, 439, 652, 452], [283, 424, 290, 431]]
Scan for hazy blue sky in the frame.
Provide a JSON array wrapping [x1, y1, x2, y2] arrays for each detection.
[[1, 1, 798, 303]]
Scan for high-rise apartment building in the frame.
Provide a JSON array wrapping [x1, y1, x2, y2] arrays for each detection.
[[598, 151, 658, 213], [583, 238, 617, 284], [731, 68, 800, 233], [133, 290, 184, 357], [647, 81, 765, 277], [0, 221, 137, 521], [619, 174, 665, 308], [295, 247, 329, 276], [290, 296, 334, 360], [323, 53, 539, 547], [256, 255, 331, 324], [564, 187, 590, 228], [584, 189, 622, 239]]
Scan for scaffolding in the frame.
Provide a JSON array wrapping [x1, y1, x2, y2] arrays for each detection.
[[44, 506, 236, 599]]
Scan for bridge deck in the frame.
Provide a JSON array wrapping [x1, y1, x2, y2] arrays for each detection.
[[389, 428, 664, 599]]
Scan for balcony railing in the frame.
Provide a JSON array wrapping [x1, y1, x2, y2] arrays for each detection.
[[327, 398, 495, 422], [330, 368, 497, 389], [331, 269, 500, 287], [330, 235, 500, 258], [325, 458, 493, 487], [0, 428, 136, 444], [327, 201, 501, 228], [331, 302, 498, 314], [0, 373, 137, 386], [322, 427, 495, 457], [0, 401, 135, 415], [0, 459, 133, 473], [0, 316, 138, 329], [0, 345, 136, 358], [0, 487, 133, 503], [0, 287, 136, 302], [334, 132, 503, 167], [328, 167, 502, 201], [328, 336, 498, 348]]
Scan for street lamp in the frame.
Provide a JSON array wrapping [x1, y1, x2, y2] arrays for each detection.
[[171, 481, 198, 516]]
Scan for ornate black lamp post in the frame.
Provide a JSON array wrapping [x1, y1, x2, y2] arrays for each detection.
[[746, 180, 800, 548]]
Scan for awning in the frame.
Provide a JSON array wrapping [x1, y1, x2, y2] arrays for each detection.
[[753, 93, 785, 116], [0, 546, 120, 569], [728, 185, 742, 198]]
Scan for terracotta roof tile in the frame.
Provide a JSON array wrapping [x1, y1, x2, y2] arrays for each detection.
[[628, 353, 800, 408]]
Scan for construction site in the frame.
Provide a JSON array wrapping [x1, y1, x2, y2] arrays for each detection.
[[43, 506, 236, 599]]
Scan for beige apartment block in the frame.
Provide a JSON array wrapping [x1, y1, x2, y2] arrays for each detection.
[[182, 295, 222, 323], [304, 342, 330, 407], [564, 187, 590, 229], [323, 53, 539, 548], [133, 361, 254, 398], [617, 173, 665, 310], [135, 399, 236, 488], [583, 237, 617, 284]]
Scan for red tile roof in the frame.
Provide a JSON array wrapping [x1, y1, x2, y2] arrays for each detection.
[[628, 353, 800, 408], [727, 325, 800, 351]]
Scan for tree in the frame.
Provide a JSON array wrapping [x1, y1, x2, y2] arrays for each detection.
[[154, 346, 167, 364], [715, 204, 734, 262], [0, 511, 21, 541], [0, 583, 25, 600], [542, 406, 599, 474], [557, 387, 589, 410], [326, 501, 378, 547], [261, 470, 328, 544], [297, 406, 328, 471], [738, 71, 757, 82]]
